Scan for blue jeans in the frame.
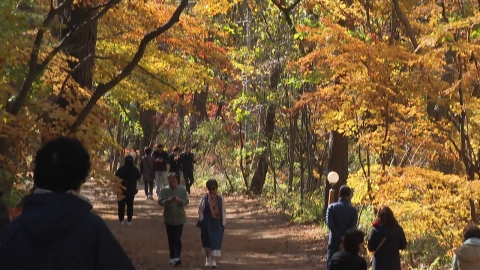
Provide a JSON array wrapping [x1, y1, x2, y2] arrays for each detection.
[[155, 171, 168, 196], [327, 244, 340, 268]]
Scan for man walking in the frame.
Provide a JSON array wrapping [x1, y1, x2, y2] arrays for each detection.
[[326, 185, 358, 268], [159, 173, 189, 266], [153, 144, 169, 197], [180, 145, 196, 194], [140, 147, 155, 199]]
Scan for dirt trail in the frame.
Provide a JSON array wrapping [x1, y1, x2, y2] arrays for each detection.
[[87, 187, 326, 270]]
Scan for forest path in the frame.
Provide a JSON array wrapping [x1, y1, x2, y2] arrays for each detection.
[[86, 186, 326, 270]]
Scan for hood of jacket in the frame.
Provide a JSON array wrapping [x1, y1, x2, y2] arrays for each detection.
[[19, 191, 92, 243], [456, 237, 480, 263]]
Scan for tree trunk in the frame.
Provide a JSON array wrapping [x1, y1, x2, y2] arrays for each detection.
[[323, 131, 349, 215], [187, 87, 208, 143]]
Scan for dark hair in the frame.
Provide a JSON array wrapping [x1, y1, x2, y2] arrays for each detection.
[[173, 146, 180, 152], [168, 172, 179, 181], [375, 206, 398, 228], [206, 179, 218, 190], [343, 228, 365, 254], [145, 147, 152, 155], [125, 155, 134, 166], [33, 137, 91, 193], [157, 144, 164, 148], [339, 185, 352, 197], [463, 223, 480, 242]]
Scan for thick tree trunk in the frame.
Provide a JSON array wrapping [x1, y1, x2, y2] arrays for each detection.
[[187, 87, 208, 143], [323, 131, 349, 215]]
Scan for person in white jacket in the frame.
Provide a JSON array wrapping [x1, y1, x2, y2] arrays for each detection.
[[453, 223, 480, 270], [198, 179, 226, 269]]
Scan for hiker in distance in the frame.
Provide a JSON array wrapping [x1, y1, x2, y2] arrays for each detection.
[[153, 144, 169, 196], [159, 172, 189, 266], [140, 147, 155, 199], [326, 185, 358, 268], [115, 155, 141, 225], [0, 137, 134, 270]]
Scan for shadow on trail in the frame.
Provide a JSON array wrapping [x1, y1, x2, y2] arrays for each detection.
[[89, 189, 325, 270]]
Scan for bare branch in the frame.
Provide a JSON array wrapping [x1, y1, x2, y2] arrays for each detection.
[[136, 65, 178, 91], [69, 0, 189, 133], [391, 0, 418, 51], [271, 0, 302, 27]]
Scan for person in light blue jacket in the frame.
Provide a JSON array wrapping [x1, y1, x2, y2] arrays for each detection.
[[326, 185, 358, 269]]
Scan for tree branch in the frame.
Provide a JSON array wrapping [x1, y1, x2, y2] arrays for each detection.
[[271, 0, 302, 27], [391, 0, 418, 51], [69, 0, 189, 134], [136, 64, 178, 91]]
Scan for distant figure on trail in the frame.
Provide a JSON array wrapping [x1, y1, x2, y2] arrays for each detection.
[[326, 185, 358, 268], [153, 143, 169, 196], [180, 145, 196, 194], [159, 172, 189, 266], [169, 146, 181, 176], [328, 228, 367, 270], [0, 191, 10, 242], [199, 179, 226, 269], [0, 137, 134, 270], [140, 147, 155, 199], [368, 206, 407, 270], [452, 223, 480, 270], [115, 155, 141, 226]]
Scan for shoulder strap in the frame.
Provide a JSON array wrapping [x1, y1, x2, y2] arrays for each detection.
[[375, 237, 387, 253], [144, 157, 153, 171]]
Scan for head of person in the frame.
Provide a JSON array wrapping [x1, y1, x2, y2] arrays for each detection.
[[168, 172, 179, 189], [342, 228, 365, 254], [206, 179, 218, 196], [173, 146, 180, 154], [185, 145, 190, 153], [124, 155, 134, 166], [463, 223, 480, 242], [157, 144, 164, 153], [145, 147, 152, 155], [375, 206, 398, 227], [339, 185, 352, 200], [33, 136, 91, 193]]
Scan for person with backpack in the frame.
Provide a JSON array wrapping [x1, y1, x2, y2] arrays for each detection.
[[140, 147, 155, 199], [115, 155, 141, 226], [367, 206, 407, 270]]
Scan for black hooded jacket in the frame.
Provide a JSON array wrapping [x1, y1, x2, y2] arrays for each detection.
[[0, 192, 134, 270], [115, 157, 141, 197]]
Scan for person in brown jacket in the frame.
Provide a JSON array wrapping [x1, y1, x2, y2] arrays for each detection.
[[452, 223, 480, 270]]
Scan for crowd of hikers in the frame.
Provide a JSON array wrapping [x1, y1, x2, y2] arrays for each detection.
[[0, 137, 226, 269], [326, 185, 480, 270], [0, 136, 479, 269]]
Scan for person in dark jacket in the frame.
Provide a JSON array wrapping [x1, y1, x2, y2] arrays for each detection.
[[115, 155, 141, 226], [0, 136, 134, 270], [140, 147, 155, 199], [328, 228, 367, 270], [0, 191, 10, 241], [180, 145, 196, 194], [326, 185, 358, 268], [368, 206, 407, 270], [169, 146, 181, 175], [153, 143, 169, 196]]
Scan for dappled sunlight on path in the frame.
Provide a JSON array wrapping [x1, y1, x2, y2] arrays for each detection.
[[85, 185, 325, 269]]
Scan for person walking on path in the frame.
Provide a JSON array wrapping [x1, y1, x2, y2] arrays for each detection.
[[452, 223, 480, 270], [0, 136, 134, 270], [180, 145, 196, 194], [328, 228, 367, 270], [153, 144, 169, 196], [159, 172, 189, 266], [169, 146, 181, 175], [368, 206, 407, 270], [115, 155, 141, 226], [198, 179, 226, 269], [140, 147, 155, 199], [326, 185, 358, 268]]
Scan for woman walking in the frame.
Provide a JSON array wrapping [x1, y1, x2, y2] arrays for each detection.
[[159, 173, 189, 266], [115, 155, 141, 225], [367, 206, 407, 270], [199, 179, 226, 268]]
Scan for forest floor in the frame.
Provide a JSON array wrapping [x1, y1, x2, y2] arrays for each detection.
[[85, 185, 327, 270]]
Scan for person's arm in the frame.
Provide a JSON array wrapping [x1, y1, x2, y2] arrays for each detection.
[[192, 153, 196, 164], [367, 227, 379, 252], [349, 206, 358, 229], [326, 204, 342, 238], [134, 168, 141, 180], [95, 217, 135, 270], [178, 188, 189, 206], [399, 226, 407, 250], [452, 254, 459, 270], [198, 196, 205, 220], [221, 195, 227, 226], [139, 158, 144, 174], [158, 189, 169, 206]]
